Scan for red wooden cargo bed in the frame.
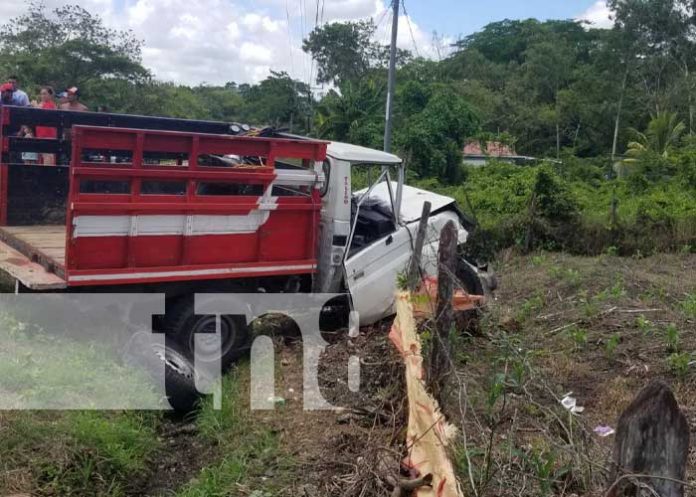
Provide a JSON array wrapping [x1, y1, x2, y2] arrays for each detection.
[[0, 124, 327, 289]]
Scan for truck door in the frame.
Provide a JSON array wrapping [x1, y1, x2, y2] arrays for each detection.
[[343, 184, 413, 325], [344, 226, 412, 325]]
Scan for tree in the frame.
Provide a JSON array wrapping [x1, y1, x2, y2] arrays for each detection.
[[522, 37, 576, 158], [238, 71, 312, 133], [400, 86, 479, 183], [314, 79, 385, 148], [302, 20, 411, 85], [626, 111, 686, 158], [0, 2, 149, 100], [621, 111, 686, 179], [607, 0, 696, 120]]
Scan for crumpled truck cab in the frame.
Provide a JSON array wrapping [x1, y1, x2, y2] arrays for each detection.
[[315, 141, 493, 325]]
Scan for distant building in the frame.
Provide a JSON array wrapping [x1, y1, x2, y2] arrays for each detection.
[[462, 140, 537, 166]]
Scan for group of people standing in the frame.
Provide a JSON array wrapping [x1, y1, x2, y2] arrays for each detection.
[[0, 75, 89, 165], [0, 76, 88, 112]]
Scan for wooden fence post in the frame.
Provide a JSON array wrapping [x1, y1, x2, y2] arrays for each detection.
[[407, 201, 432, 291], [609, 380, 689, 497], [428, 220, 457, 400]]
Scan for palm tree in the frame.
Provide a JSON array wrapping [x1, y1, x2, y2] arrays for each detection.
[[315, 80, 384, 145], [620, 111, 686, 177]]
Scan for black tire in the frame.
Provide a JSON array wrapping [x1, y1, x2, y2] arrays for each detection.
[[152, 340, 202, 412], [164, 295, 250, 370], [456, 259, 484, 295]]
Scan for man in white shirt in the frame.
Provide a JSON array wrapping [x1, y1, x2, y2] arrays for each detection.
[[8, 75, 29, 106]]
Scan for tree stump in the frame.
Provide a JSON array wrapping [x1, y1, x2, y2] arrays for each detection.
[[610, 380, 689, 497]]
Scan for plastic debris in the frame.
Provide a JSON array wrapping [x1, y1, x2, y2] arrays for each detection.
[[266, 396, 285, 406], [561, 393, 585, 414], [593, 425, 616, 437]]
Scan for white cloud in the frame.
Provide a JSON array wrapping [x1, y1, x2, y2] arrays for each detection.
[[240, 42, 273, 64], [0, 0, 450, 86], [577, 0, 613, 29]]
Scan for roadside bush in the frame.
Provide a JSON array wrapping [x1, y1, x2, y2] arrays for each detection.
[[418, 152, 696, 259]]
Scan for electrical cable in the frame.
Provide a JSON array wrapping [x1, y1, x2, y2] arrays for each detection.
[[285, 0, 296, 78], [401, 0, 421, 58]]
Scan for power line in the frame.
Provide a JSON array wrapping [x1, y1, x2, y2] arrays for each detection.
[[298, 0, 308, 87], [308, 0, 320, 86], [285, 0, 295, 78], [374, 5, 390, 31], [401, 0, 421, 58], [380, 8, 393, 47]]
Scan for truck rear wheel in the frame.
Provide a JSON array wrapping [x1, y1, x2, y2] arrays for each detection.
[[151, 340, 202, 412], [165, 296, 250, 370]]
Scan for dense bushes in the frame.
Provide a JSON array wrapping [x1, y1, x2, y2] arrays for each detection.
[[418, 156, 696, 260]]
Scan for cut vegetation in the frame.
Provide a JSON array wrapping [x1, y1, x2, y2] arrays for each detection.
[[2, 252, 695, 495]]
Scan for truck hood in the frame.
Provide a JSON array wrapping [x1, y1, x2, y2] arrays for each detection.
[[354, 182, 457, 223]]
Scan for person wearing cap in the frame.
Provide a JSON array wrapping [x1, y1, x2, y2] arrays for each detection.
[[59, 87, 88, 112], [0, 83, 13, 105]]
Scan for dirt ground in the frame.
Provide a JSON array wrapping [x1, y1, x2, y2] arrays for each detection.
[[442, 251, 696, 497], [3, 251, 696, 496]]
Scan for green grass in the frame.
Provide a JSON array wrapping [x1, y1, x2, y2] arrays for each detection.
[[176, 367, 291, 497], [516, 293, 545, 321], [0, 411, 161, 496], [680, 293, 696, 318], [0, 312, 161, 409]]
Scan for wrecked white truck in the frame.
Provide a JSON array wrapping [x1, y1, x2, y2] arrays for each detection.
[[0, 107, 492, 407]]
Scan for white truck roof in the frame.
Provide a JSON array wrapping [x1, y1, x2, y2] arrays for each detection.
[[327, 141, 402, 165]]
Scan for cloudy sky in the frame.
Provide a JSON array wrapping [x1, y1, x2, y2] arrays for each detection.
[[0, 0, 613, 87]]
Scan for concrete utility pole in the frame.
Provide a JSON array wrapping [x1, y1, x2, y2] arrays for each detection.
[[383, 0, 399, 153]]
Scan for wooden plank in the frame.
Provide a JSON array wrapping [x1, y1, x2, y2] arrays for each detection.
[[0, 239, 66, 290], [0, 225, 66, 278], [2, 225, 65, 235]]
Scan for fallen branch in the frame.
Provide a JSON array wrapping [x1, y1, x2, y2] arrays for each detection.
[[391, 474, 433, 497], [605, 473, 696, 497], [616, 308, 665, 313]]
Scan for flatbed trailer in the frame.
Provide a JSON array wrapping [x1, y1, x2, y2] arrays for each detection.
[[0, 106, 327, 291]]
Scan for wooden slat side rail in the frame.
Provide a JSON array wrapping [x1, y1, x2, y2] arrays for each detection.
[[62, 126, 326, 285]]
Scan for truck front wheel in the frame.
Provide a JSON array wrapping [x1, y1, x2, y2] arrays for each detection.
[[165, 296, 250, 370]]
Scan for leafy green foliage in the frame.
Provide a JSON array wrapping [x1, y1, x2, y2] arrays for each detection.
[[668, 352, 691, 378], [400, 86, 479, 183], [314, 79, 385, 147], [664, 323, 681, 353], [680, 293, 696, 317], [0, 3, 148, 96], [567, 326, 588, 350], [604, 334, 620, 358], [301, 19, 410, 85]]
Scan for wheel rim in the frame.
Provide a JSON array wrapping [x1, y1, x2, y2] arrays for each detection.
[[152, 343, 195, 380], [188, 316, 237, 362]]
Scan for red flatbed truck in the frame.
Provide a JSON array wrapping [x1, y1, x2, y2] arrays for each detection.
[[0, 106, 493, 408]]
